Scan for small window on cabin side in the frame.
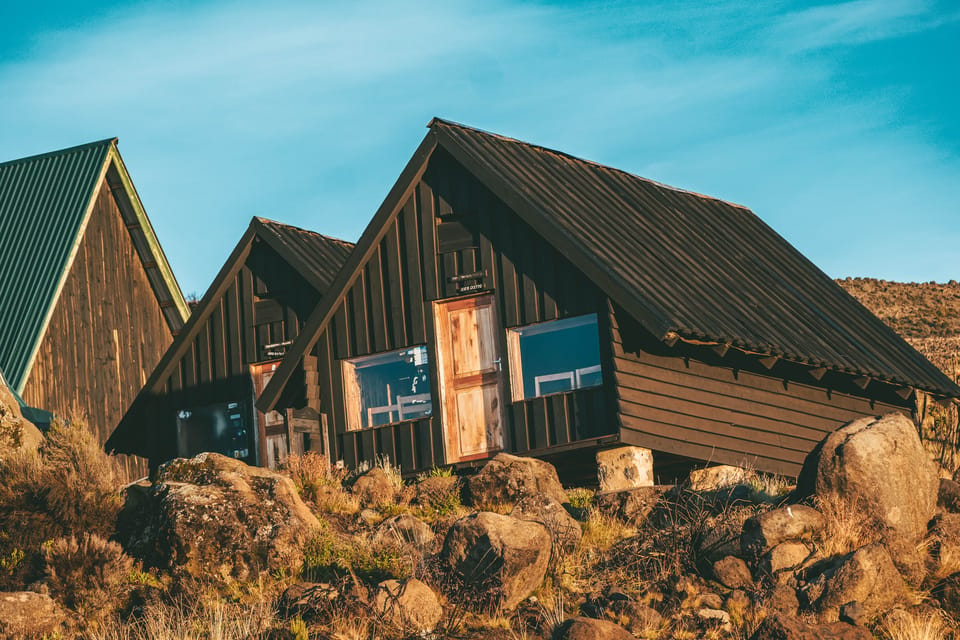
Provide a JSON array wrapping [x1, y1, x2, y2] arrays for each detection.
[[506, 315, 603, 400], [342, 346, 432, 430]]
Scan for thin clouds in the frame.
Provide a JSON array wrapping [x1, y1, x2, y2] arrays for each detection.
[[768, 0, 953, 52], [0, 0, 957, 292]]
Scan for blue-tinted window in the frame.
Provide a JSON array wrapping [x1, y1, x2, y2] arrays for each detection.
[[507, 315, 603, 400], [343, 345, 432, 430]]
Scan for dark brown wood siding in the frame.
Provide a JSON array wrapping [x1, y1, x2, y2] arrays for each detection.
[[22, 180, 174, 479], [609, 303, 912, 477], [140, 240, 320, 465], [310, 149, 618, 472]]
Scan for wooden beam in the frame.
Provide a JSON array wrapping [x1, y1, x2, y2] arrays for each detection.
[[808, 367, 828, 381], [663, 331, 679, 348], [759, 355, 779, 370], [853, 376, 871, 390], [712, 343, 730, 358], [895, 386, 914, 400]]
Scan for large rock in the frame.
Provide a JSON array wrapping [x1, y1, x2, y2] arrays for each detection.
[[510, 492, 582, 553], [373, 578, 443, 633], [938, 478, 960, 513], [0, 379, 43, 454], [440, 511, 550, 610], [741, 505, 824, 559], [713, 555, 753, 590], [467, 453, 567, 507], [796, 413, 938, 541], [0, 591, 68, 638], [688, 464, 750, 492], [596, 446, 653, 492], [373, 514, 435, 548], [592, 486, 666, 525], [351, 467, 396, 507], [749, 614, 873, 640], [816, 543, 909, 623], [116, 452, 320, 585], [555, 617, 635, 640]]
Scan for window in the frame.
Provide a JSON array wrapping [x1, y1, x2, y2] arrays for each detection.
[[506, 315, 603, 400], [175, 401, 251, 461], [343, 345, 432, 430]]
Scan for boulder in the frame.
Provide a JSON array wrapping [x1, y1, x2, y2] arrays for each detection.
[[697, 607, 732, 631], [596, 446, 653, 492], [0, 591, 68, 638], [741, 505, 824, 559], [116, 452, 320, 585], [555, 617, 635, 640], [749, 614, 873, 640], [592, 486, 666, 525], [467, 453, 567, 507], [440, 511, 550, 610], [373, 514, 435, 548], [373, 578, 443, 633], [795, 413, 938, 542], [939, 478, 960, 513], [932, 571, 960, 615], [415, 474, 461, 508], [351, 467, 396, 507], [762, 541, 812, 576], [0, 380, 42, 454], [764, 583, 800, 616], [510, 492, 582, 553], [816, 543, 909, 623], [278, 582, 339, 622], [712, 555, 753, 590], [688, 465, 750, 492]]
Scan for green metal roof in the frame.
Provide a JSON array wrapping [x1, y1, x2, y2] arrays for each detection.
[[0, 139, 113, 392], [0, 139, 189, 393]]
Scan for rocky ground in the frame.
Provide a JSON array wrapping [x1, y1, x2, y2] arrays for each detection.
[[5, 368, 960, 639]]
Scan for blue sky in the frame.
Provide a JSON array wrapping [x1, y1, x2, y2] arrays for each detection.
[[1, 0, 958, 297]]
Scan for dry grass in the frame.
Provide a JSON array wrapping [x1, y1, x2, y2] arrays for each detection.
[[580, 508, 634, 553], [43, 533, 135, 623], [88, 597, 276, 640], [880, 607, 956, 640], [814, 490, 880, 557]]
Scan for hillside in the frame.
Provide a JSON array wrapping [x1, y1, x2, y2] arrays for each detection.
[[837, 277, 960, 383]]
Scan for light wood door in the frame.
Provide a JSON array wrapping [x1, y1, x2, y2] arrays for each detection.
[[434, 294, 505, 462]]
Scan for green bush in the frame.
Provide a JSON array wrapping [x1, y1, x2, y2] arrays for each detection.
[[302, 523, 411, 584]]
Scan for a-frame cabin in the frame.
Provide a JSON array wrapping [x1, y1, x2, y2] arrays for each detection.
[[0, 139, 188, 477], [106, 217, 353, 470], [259, 119, 959, 480]]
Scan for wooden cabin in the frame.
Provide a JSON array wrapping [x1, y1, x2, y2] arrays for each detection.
[[0, 139, 188, 477], [258, 118, 960, 480], [105, 217, 353, 470]]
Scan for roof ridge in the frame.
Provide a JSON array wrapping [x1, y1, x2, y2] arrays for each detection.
[[255, 216, 356, 248], [429, 117, 750, 211], [0, 137, 117, 169]]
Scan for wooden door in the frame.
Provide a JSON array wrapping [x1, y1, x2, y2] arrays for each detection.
[[251, 360, 290, 468], [434, 294, 506, 462]]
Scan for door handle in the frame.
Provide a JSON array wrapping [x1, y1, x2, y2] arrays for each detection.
[[492, 358, 502, 371]]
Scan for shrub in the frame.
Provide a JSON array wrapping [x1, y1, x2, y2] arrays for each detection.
[[302, 523, 413, 584], [43, 533, 134, 623], [0, 416, 122, 589]]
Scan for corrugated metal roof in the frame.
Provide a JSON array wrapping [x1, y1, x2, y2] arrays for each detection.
[[0, 139, 113, 391], [106, 216, 353, 453], [431, 118, 959, 396], [255, 218, 355, 293]]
